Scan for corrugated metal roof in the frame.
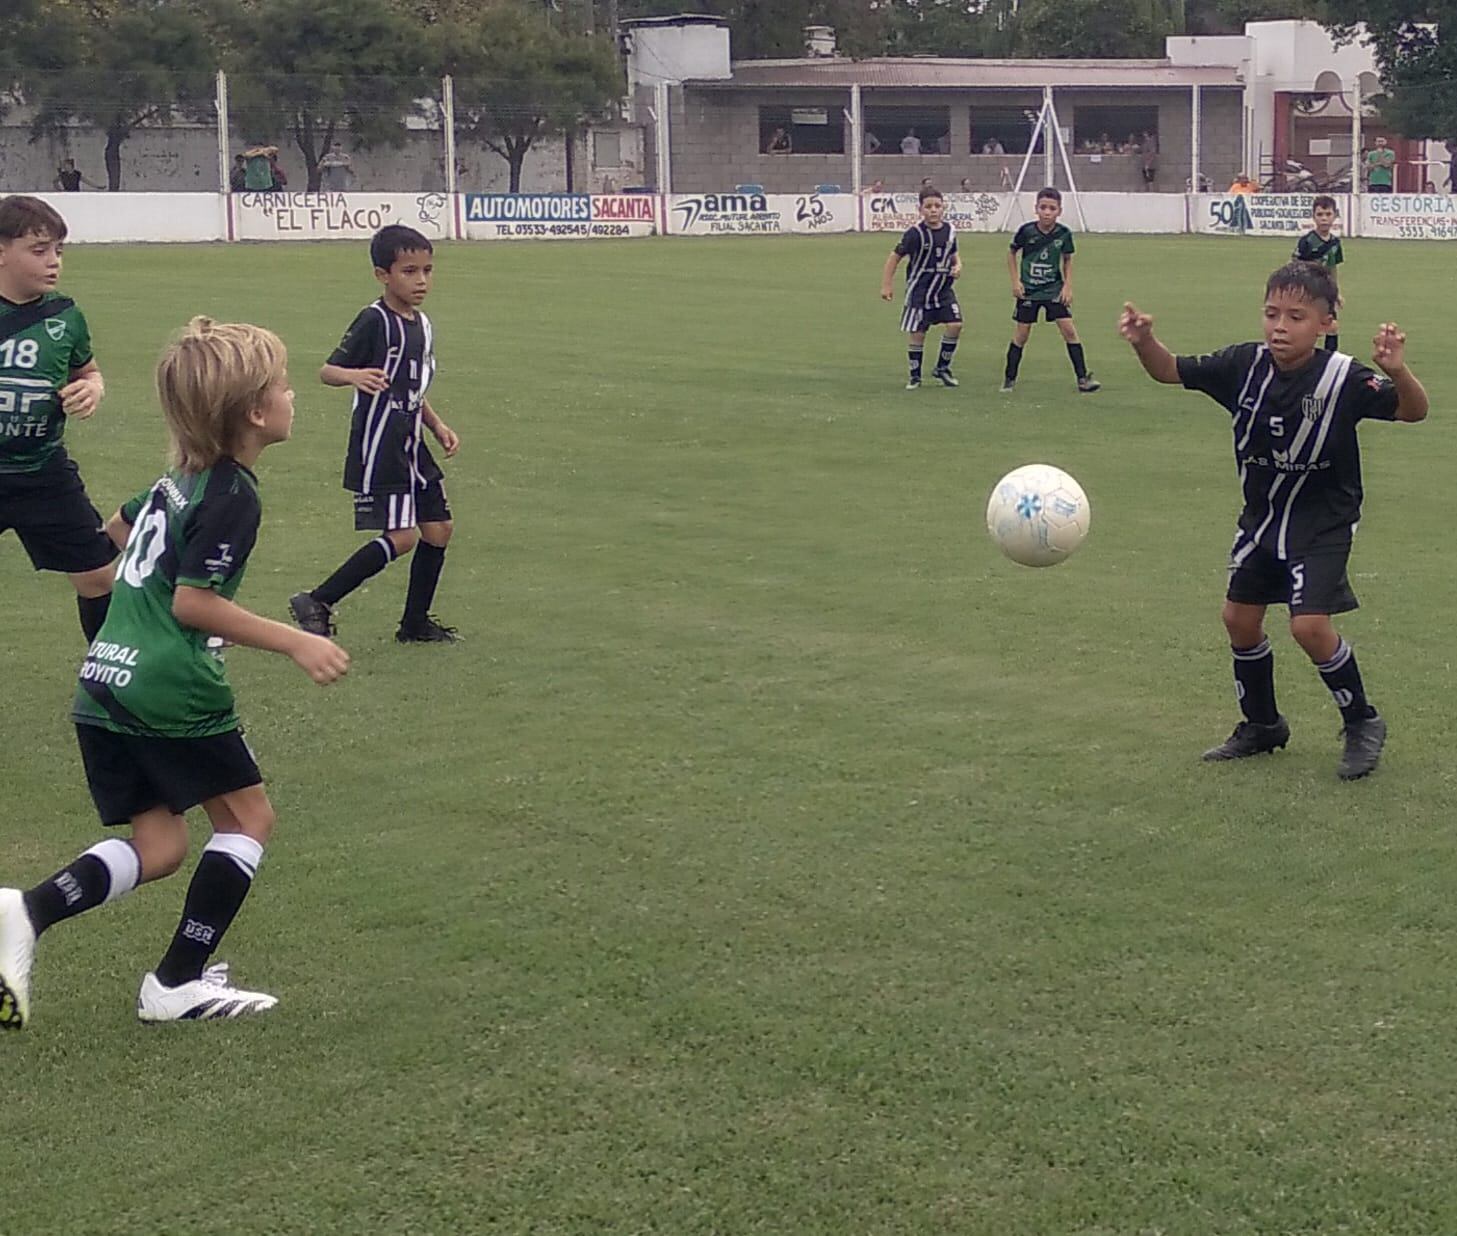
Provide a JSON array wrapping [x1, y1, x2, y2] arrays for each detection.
[[685, 58, 1242, 90]]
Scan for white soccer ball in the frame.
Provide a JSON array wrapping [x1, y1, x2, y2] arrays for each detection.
[[985, 464, 1090, 568]]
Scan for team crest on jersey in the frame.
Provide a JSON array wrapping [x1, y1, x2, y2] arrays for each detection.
[[44, 318, 65, 341], [1301, 394, 1324, 421]]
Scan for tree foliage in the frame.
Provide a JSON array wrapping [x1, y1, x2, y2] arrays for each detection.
[[441, 1, 623, 191], [1324, 2, 1457, 140], [223, 0, 433, 192], [14, 0, 216, 190], [1013, 0, 1172, 57]]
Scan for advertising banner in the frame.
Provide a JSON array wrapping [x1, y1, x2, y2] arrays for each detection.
[[1194, 193, 1347, 236], [232, 192, 452, 241], [863, 192, 1011, 234], [1358, 193, 1457, 240], [461, 193, 659, 239], [664, 192, 854, 236]]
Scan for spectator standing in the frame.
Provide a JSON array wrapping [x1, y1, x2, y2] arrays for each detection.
[[900, 129, 922, 156], [1365, 136, 1396, 194], [318, 142, 354, 192]]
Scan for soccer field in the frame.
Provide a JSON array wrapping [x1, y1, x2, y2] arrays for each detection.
[[4, 232, 1457, 1233]]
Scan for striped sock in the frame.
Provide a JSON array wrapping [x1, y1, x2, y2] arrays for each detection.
[[1316, 637, 1373, 724], [908, 346, 924, 381], [937, 335, 959, 371], [1232, 638, 1278, 725], [313, 536, 397, 607]]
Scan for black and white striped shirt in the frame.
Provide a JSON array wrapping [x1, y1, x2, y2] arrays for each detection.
[[894, 222, 958, 310], [1177, 343, 1399, 560], [329, 299, 440, 495]]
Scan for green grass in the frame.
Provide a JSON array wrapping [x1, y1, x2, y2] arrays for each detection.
[[3, 232, 1457, 1234]]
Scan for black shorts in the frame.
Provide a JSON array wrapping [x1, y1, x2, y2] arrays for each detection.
[[0, 452, 116, 574], [352, 477, 452, 532], [1227, 544, 1358, 616], [1014, 298, 1072, 324], [76, 724, 263, 827], [900, 299, 962, 334]]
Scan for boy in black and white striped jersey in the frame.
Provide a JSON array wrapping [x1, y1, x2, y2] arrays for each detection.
[[1120, 261, 1428, 780], [290, 225, 462, 644], [880, 186, 963, 390]]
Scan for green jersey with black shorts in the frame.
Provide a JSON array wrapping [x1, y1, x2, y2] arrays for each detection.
[[0, 292, 92, 475], [1294, 230, 1344, 271], [73, 458, 260, 738], [1010, 222, 1074, 302]]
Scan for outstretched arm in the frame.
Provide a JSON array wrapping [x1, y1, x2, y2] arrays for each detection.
[[1119, 302, 1180, 384]]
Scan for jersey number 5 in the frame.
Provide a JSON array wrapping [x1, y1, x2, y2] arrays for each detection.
[[118, 508, 167, 588]]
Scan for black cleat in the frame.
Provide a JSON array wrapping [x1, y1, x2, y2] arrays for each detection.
[[932, 366, 959, 388], [1202, 716, 1290, 762], [396, 614, 459, 644], [905, 378, 921, 390], [1337, 712, 1386, 780], [999, 380, 1016, 394], [288, 591, 335, 637], [1077, 374, 1102, 393]]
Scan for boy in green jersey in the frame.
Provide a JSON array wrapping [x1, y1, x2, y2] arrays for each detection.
[[1002, 187, 1100, 394], [1293, 195, 1344, 353], [0, 318, 350, 1028], [0, 196, 115, 639]]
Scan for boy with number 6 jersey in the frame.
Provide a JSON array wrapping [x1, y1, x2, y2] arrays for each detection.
[[0, 195, 115, 640], [1120, 261, 1428, 780], [0, 318, 350, 1029]]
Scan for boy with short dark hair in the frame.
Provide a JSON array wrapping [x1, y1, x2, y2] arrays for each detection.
[[1002, 187, 1099, 394], [289, 225, 461, 643], [0, 317, 351, 1029], [0, 195, 115, 640], [880, 185, 963, 390], [1293, 195, 1344, 352], [1119, 261, 1428, 780]]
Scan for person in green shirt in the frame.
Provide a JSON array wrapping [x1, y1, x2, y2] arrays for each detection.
[[242, 145, 278, 192], [1002, 187, 1100, 394], [1365, 136, 1396, 193], [0, 317, 351, 1029], [0, 195, 115, 640], [1293, 195, 1345, 352]]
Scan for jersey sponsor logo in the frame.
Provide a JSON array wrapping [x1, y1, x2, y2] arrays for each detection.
[[79, 640, 141, 688], [1242, 450, 1332, 474], [44, 318, 66, 342], [204, 543, 234, 575]]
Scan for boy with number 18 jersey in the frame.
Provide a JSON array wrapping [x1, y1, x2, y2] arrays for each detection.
[[0, 195, 115, 640], [1293, 194, 1344, 353]]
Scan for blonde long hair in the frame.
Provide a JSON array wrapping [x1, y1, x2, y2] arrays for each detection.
[[155, 316, 286, 473]]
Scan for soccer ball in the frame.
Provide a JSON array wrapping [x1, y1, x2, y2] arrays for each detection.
[[985, 464, 1090, 568]]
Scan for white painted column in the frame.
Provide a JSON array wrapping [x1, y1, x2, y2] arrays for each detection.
[[1043, 85, 1055, 188], [850, 84, 862, 196], [443, 76, 458, 196], [215, 71, 230, 195], [1191, 84, 1201, 193]]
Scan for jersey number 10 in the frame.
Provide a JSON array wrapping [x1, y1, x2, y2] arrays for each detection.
[[118, 508, 168, 588]]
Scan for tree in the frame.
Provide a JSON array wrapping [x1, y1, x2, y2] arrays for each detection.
[[15, 1, 216, 191], [1014, 0, 1171, 58], [441, 2, 624, 192], [1324, 3, 1457, 140], [224, 0, 432, 192]]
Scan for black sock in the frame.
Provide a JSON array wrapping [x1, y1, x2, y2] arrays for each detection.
[[1066, 342, 1088, 380], [1232, 639, 1279, 725], [403, 542, 447, 622], [1317, 638, 1375, 725], [908, 346, 924, 381], [154, 835, 261, 988], [1004, 343, 1024, 383], [313, 537, 395, 607], [937, 335, 959, 371], [77, 593, 110, 642], [1325, 333, 1340, 352], [23, 839, 140, 937]]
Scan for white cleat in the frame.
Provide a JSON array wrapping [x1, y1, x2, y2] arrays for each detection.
[[0, 888, 37, 1031], [137, 962, 278, 1023]]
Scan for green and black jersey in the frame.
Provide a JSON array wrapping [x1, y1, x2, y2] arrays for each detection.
[[1294, 230, 1344, 271], [0, 292, 93, 475], [1010, 222, 1075, 302], [73, 458, 261, 738]]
